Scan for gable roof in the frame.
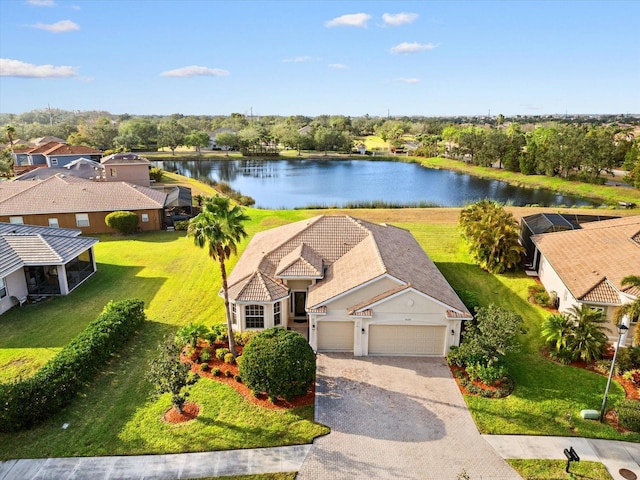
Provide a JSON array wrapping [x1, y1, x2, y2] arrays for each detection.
[[0, 222, 98, 277], [532, 215, 640, 303], [24, 142, 101, 156], [228, 215, 470, 316], [0, 175, 167, 215]]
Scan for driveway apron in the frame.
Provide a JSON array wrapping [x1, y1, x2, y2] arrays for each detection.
[[297, 353, 521, 479]]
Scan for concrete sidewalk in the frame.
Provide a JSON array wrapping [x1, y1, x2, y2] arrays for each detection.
[[484, 435, 640, 480], [0, 445, 311, 480]]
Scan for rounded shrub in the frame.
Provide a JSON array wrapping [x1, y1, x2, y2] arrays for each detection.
[[617, 399, 640, 432], [216, 348, 230, 361], [105, 211, 139, 235], [239, 327, 315, 401], [224, 352, 235, 364]]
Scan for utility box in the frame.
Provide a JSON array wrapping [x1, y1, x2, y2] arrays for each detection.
[[580, 409, 599, 420]]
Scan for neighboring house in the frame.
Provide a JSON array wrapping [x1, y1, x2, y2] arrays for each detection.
[[208, 128, 236, 150], [14, 142, 102, 168], [0, 174, 167, 233], [355, 143, 367, 155], [0, 222, 99, 315], [14, 158, 106, 182], [225, 215, 472, 356], [531, 215, 640, 344], [101, 153, 151, 187], [29, 136, 67, 145], [298, 125, 313, 136]]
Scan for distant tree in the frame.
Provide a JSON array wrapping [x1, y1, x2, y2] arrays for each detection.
[[0, 148, 13, 176], [158, 119, 187, 155], [215, 131, 239, 155], [118, 118, 158, 150], [146, 336, 198, 414], [3, 125, 16, 150], [459, 200, 525, 274], [504, 123, 525, 172], [83, 117, 119, 150], [113, 133, 141, 151], [184, 131, 210, 154]]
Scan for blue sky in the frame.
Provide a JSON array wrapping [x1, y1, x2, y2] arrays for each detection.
[[1, 0, 639, 117]]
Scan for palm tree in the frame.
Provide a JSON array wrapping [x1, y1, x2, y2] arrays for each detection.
[[187, 195, 250, 356], [615, 275, 640, 345], [541, 313, 574, 352], [567, 305, 608, 362]]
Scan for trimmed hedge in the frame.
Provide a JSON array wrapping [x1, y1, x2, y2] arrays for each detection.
[[105, 211, 140, 235], [0, 298, 146, 432]]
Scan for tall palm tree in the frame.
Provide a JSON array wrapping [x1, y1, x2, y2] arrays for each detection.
[[187, 195, 250, 356], [4, 125, 16, 151], [615, 275, 640, 345]]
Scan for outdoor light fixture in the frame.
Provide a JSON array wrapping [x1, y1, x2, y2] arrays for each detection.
[[361, 328, 365, 334], [599, 323, 629, 422], [311, 324, 315, 330], [451, 329, 455, 336]]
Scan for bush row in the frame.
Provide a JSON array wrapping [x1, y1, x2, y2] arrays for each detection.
[[0, 299, 146, 432]]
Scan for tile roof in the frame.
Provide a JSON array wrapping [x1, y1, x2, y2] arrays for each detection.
[[580, 279, 621, 304], [101, 153, 150, 165], [227, 271, 289, 303], [227, 215, 471, 317], [42, 144, 102, 156], [533, 215, 640, 304], [275, 243, 324, 278], [0, 174, 166, 215]]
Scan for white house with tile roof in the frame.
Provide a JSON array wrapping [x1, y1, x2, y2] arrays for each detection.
[[531, 215, 640, 344], [225, 215, 472, 356], [0, 222, 99, 315]]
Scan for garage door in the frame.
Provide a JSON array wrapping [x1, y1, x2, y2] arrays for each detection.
[[317, 321, 354, 352], [369, 325, 446, 356]]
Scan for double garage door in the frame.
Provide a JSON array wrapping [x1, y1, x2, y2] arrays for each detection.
[[317, 321, 446, 356], [369, 324, 446, 356]]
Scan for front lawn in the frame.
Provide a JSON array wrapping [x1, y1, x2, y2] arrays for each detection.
[[0, 205, 637, 460]]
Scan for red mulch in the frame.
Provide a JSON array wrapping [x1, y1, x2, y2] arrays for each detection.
[[180, 341, 315, 411], [449, 364, 505, 396], [163, 401, 200, 424]]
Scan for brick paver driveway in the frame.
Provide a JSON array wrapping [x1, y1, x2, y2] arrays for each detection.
[[297, 354, 521, 480]]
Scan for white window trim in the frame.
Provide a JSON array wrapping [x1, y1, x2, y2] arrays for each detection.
[[9, 216, 23, 224], [48, 218, 59, 228], [141, 213, 149, 222], [274, 302, 281, 326], [75, 213, 90, 228], [245, 304, 264, 329], [0, 277, 6, 299]]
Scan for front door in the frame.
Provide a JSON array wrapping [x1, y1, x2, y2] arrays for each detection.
[[293, 291, 307, 320]]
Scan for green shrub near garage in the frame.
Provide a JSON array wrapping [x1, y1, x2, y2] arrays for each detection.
[[0, 299, 146, 432]]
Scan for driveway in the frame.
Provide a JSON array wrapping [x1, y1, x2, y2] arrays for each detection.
[[297, 353, 521, 480]]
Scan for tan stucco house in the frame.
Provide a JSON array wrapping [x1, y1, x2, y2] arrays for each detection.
[[225, 215, 472, 356], [0, 174, 167, 233], [101, 153, 152, 187], [532, 215, 640, 345]]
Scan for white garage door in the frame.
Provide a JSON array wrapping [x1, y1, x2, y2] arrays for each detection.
[[317, 321, 354, 352], [369, 325, 446, 356]]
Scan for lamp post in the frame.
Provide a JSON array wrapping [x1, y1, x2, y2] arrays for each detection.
[[599, 323, 629, 423]]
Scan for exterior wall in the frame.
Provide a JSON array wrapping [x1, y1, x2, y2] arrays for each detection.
[[308, 287, 460, 356], [14, 153, 29, 166], [0, 210, 163, 234], [47, 154, 87, 168], [0, 269, 28, 315], [104, 165, 151, 187], [30, 154, 47, 166], [537, 255, 578, 313]]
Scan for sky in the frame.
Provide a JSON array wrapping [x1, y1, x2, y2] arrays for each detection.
[[0, 0, 639, 118]]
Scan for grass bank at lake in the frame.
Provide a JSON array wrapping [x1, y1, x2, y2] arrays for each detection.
[[0, 203, 637, 460]]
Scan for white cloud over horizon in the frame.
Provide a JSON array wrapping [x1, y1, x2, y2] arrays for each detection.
[[328, 63, 348, 69], [160, 65, 230, 77], [396, 78, 420, 84], [390, 42, 436, 54], [382, 13, 418, 26], [30, 20, 79, 32], [0, 58, 78, 78], [325, 13, 371, 28], [282, 56, 312, 63]]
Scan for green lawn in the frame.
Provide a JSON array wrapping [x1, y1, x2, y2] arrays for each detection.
[[0, 205, 638, 460], [507, 459, 613, 480]]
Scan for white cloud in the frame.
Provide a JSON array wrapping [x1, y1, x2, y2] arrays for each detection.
[[396, 78, 420, 84], [325, 13, 371, 28], [382, 13, 418, 26], [282, 56, 312, 63], [328, 63, 348, 69], [390, 42, 436, 54], [160, 65, 230, 78], [30, 20, 79, 33], [0, 58, 78, 78], [27, 0, 55, 6]]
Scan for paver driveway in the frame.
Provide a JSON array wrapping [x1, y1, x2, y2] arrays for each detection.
[[297, 353, 521, 479]]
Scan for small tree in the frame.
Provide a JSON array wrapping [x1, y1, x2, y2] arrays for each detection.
[[239, 328, 316, 401], [105, 211, 139, 234], [149, 167, 164, 183], [175, 323, 209, 349], [146, 337, 198, 414]]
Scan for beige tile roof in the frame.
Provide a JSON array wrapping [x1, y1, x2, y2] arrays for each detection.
[[228, 215, 471, 317], [275, 243, 323, 278], [0, 175, 166, 215], [533, 215, 640, 304], [227, 271, 289, 303], [101, 153, 150, 165], [581, 280, 621, 304]]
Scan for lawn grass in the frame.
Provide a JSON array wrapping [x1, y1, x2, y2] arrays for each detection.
[[507, 459, 613, 480], [0, 203, 637, 460]]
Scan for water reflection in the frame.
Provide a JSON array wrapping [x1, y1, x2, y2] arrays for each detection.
[[155, 159, 600, 210]]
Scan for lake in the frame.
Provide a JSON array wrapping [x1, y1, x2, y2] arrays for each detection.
[[153, 158, 601, 209]]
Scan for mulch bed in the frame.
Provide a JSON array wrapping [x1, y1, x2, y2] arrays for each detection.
[[180, 341, 315, 411], [163, 402, 200, 424]]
